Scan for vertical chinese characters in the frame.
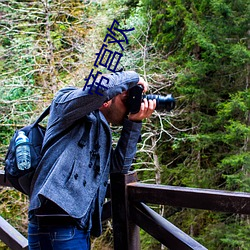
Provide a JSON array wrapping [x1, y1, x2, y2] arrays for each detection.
[[83, 19, 134, 96]]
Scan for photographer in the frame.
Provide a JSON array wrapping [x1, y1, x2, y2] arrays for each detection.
[[28, 71, 156, 250]]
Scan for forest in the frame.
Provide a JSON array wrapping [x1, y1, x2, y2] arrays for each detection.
[[0, 0, 249, 249]]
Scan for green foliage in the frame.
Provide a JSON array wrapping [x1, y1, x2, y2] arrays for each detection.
[[0, 188, 29, 237], [133, 0, 250, 248], [0, 0, 250, 249], [197, 214, 250, 250], [140, 229, 159, 249], [0, 1, 108, 249]]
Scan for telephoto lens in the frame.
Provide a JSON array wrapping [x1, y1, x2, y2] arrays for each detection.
[[143, 94, 175, 112], [127, 85, 176, 114]]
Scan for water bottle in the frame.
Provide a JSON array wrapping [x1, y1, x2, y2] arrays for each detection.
[[15, 131, 31, 170]]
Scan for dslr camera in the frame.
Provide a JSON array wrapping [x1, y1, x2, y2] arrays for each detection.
[[127, 85, 175, 114]]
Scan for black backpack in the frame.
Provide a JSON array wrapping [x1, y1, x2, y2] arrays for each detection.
[[4, 106, 50, 195]]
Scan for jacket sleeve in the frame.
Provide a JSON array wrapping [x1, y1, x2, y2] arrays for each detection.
[[111, 118, 142, 174], [52, 71, 139, 124], [45, 71, 139, 139]]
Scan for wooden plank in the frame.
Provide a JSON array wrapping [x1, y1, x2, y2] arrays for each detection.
[[0, 216, 28, 250], [128, 183, 250, 214], [110, 172, 140, 250], [0, 170, 12, 187], [130, 202, 207, 250]]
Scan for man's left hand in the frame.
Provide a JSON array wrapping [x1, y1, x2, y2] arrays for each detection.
[[128, 98, 156, 122]]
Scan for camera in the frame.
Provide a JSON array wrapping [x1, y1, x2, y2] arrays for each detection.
[[127, 85, 175, 114]]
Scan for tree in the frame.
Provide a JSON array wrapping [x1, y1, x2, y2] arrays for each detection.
[[0, 0, 100, 241], [126, 0, 250, 249]]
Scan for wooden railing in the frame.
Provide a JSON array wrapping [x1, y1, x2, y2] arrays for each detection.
[[0, 170, 29, 250], [1, 170, 250, 250]]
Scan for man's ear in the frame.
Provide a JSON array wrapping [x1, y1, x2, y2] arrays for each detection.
[[102, 101, 109, 108], [100, 101, 110, 110]]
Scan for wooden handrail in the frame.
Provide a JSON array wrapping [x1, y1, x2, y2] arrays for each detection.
[[130, 202, 207, 250], [110, 172, 250, 250], [127, 182, 250, 214], [0, 216, 28, 250], [1, 170, 250, 250]]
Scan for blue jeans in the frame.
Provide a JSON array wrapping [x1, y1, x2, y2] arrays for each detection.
[[28, 222, 90, 250]]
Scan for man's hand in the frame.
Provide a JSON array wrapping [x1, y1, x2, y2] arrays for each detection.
[[128, 98, 156, 122], [137, 77, 148, 93]]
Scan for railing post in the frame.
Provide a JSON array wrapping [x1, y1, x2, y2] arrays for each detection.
[[110, 171, 140, 250], [0, 170, 12, 187]]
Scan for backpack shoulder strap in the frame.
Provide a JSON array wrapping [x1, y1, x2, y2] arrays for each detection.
[[33, 105, 51, 126]]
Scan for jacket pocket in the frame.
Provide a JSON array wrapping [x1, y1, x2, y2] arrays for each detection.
[[65, 159, 77, 184]]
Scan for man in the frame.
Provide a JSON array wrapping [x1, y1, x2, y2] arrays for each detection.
[[28, 71, 156, 249]]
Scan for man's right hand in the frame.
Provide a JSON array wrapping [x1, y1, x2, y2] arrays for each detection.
[[137, 77, 148, 93]]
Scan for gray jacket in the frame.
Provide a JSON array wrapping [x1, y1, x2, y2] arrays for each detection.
[[29, 71, 142, 236]]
